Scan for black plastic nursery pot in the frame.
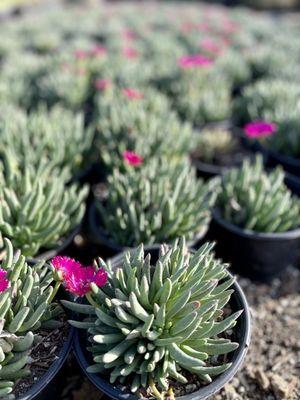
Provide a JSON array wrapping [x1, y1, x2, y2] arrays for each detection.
[[264, 147, 300, 178], [17, 326, 74, 400], [88, 201, 209, 258], [73, 249, 251, 400], [210, 209, 300, 282], [238, 131, 300, 178], [191, 126, 254, 180], [26, 224, 82, 264]]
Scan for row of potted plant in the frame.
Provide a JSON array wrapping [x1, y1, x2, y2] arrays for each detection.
[[0, 1, 299, 399]]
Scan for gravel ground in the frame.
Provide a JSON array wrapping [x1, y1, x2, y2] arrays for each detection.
[[62, 264, 300, 400]]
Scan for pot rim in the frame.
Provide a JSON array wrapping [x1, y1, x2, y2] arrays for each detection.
[[88, 201, 208, 252], [213, 208, 300, 240], [17, 326, 74, 400], [73, 248, 251, 400]]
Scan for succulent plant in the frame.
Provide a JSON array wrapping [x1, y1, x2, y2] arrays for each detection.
[[36, 65, 91, 111], [96, 158, 217, 247], [0, 238, 62, 398], [94, 85, 192, 171], [0, 105, 94, 175], [234, 79, 300, 126], [170, 69, 232, 126], [63, 238, 242, 397], [191, 127, 237, 164], [217, 156, 300, 233], [0, 154, 89, 257], [215, 50, 251, 89]]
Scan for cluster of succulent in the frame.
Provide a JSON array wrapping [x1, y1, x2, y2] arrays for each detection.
[[0, 239, 62, 398], [217, 156, 300, 233], [36, 65, 91, 111], [171, 69, 232, 126], [96, 159, 217, 247], [63, 239, 241, 396], [191, 127, 237, 164], [94, 86, 193, 171], [0, 154, 88, 257], [234, 79, 300, 126], [0, 105, 94, 175]]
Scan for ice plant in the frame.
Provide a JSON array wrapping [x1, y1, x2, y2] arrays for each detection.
[[123, 150, 143, 166], [0, 153, 89, 257], [51, 256, 107, 297], [0, 239, 63, 397], [63, 239, 242, 397], [122, 87, 144, 99], [244, 121, 277, 138], [96, 159, 217, 246], [217, 156, 300, 233], [94, 87, 192, 172], [178, 54, 213, 69]]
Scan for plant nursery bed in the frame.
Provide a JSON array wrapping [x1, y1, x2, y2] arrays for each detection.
[[13, 322, 69, 398], [65, 267, 300, 400]]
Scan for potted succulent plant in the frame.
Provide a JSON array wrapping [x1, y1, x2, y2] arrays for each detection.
[[234, 79, 300, 176], [62, 238, 251, 400], [190, 125, 253, 179], [0, 105, 95, 182], [0, 154, 89, 261], [0, 238, 73, 399], [93, 85, 191, 175], [242, 119, 300, 178], [89, 158, 217, 256], [211, 156, 300, 281], [169, 57, 232, 127]]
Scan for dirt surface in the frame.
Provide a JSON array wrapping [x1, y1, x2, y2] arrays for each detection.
[[13, 321, 69, 397], [61, 266, 300, 400]]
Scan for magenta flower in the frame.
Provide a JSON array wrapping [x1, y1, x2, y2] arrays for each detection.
[[122, 87, 144, 99], [0, 269, 9, 293], [51, 256, 82, 279], [64, 266, 108, 297], [123, 150, 143, 166], [178, 54, 214, 69], [244, 121, 277, 138], [122, 46, 139, 59], [51, 256, 107, 297], [95, 78, 111, 91]]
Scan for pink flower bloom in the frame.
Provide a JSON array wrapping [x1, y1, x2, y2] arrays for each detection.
[[200, 38, 223, 55], [244, 121, 277, 138], [64, 266, 108, 297], [122, 87, 144, 99], [0, 269, 9, 293], [51, 256, 107, 297], [74, 49, 89, 60], [90, 45, 107, 57], [51, 256, 82, 278], [95, 78, 111, 91], [178, 54, 214, 69], [122, 46, 139, 59], [123, 150, 143, 166]]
